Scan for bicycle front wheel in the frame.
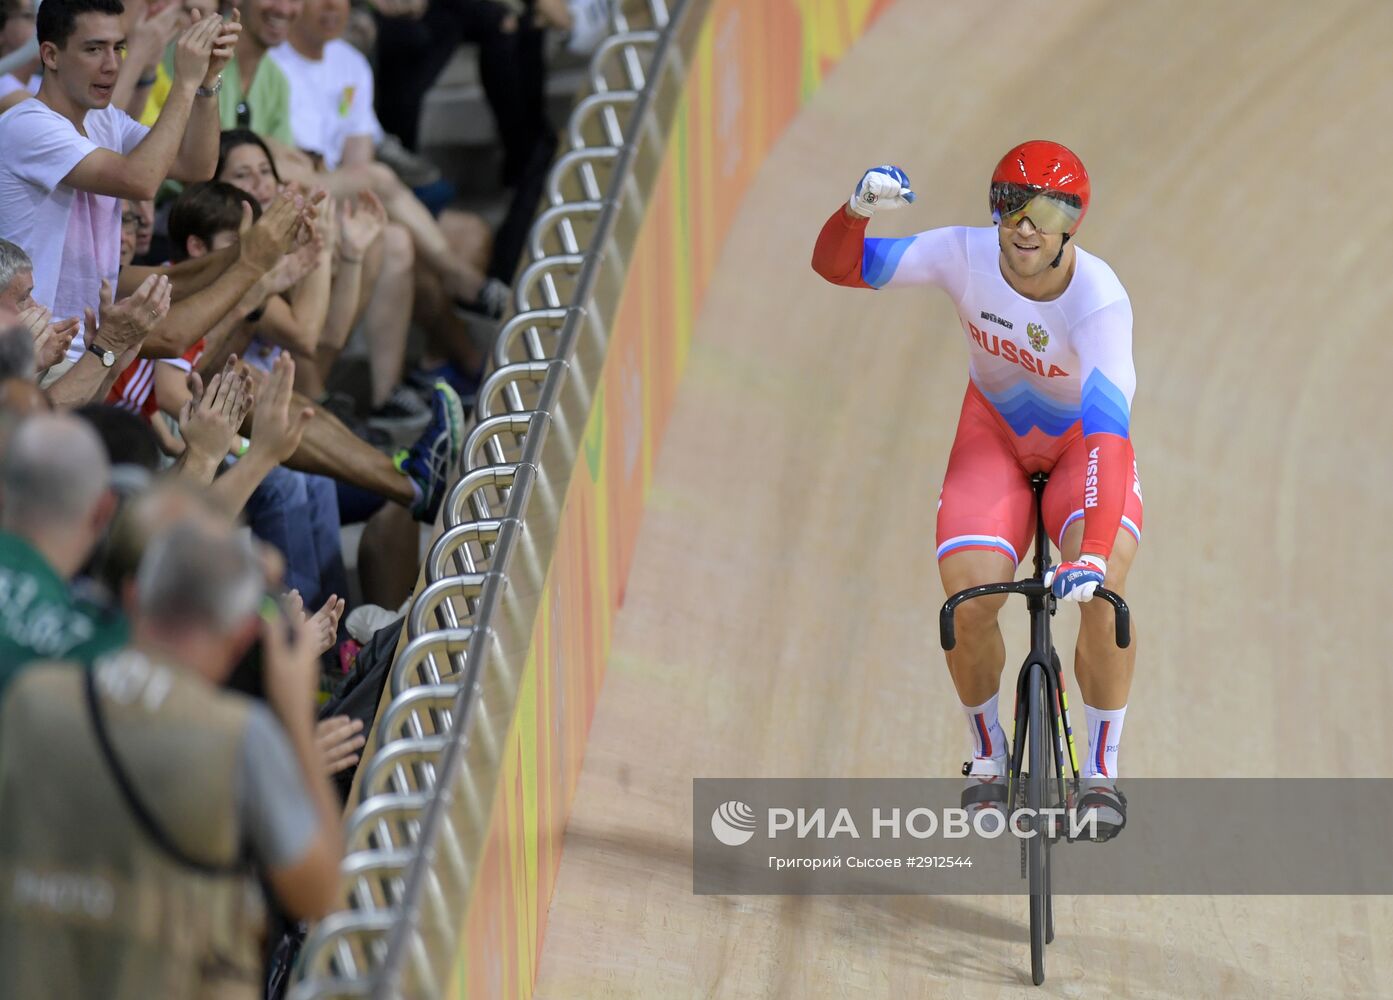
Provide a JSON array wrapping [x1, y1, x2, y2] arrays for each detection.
[[1028, 665, 1048, 986]]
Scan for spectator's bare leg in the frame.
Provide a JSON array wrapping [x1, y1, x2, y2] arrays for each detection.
[[411, 209, 498, 374], [315, 224, 387, 385], [356, 225, 387, 320], [439, 210, 493, 278], [413, 268, 487, 376], [281, 394, 414, 507], [295, 351, 327, 401], [357, 502, 422, 609], [359, 223, 415, 409], [325, 164, 488, 304]]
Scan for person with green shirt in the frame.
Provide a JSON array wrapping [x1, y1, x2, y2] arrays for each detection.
[[211, 0, 297, 148], [137, 0, 309, 175], [0, 413, 125, 697]]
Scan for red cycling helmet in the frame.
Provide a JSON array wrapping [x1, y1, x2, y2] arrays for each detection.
[[989, 140, 1091, 236]]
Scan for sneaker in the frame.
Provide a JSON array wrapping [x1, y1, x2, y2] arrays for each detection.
[[1075, 775, 1127, 842], [454, 277, 512, 322], [394, 382, 465, 523], [406, 362, 481, 411], [369, 384, 433, 434], [960, 758, 1008, 812]]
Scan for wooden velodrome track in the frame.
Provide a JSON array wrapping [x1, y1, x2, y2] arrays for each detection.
[[533, 1, 1393, 996]]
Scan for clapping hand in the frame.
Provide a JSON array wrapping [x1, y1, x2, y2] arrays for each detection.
[[172, 10, 223, 89], [172, 8, 241, 89], [239, 190, 324, 275], [247, 353, 314, 466], [86, 275, 171, 355], [285, 588, 346, 658], [204, 8, 241, 83], [337, 191, 387, 263], [16, 304, 80, 372], [178, 356, 254, 469]]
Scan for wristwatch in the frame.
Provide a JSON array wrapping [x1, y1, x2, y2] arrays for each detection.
[[196, 76, 222, 98], [87, 340, 116, 368]]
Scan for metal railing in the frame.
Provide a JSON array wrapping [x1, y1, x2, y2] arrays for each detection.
[[288, 0, 699, 995]]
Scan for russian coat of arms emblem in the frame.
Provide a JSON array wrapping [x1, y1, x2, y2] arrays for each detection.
[[1027, 323, 1049, 352]]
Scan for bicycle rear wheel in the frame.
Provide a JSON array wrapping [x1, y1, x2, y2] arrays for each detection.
[[1028, 666, 1048, 986]]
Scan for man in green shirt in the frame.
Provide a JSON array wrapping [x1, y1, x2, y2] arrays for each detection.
[[217, 0, 296, 146], [214, 50, 292, 146], [142, 0, 297, 152], [0, 414, 124, 697]]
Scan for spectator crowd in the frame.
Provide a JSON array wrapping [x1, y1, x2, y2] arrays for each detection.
[[0, 0, 597, 994]]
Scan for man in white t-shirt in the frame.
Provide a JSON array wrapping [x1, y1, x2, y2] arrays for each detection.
[[269, 0, 506, 320], [0, 0, 241, 361], [269, 14, 377, 173]]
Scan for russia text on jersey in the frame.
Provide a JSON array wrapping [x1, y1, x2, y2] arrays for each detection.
[[967, 322, 1069, 379]]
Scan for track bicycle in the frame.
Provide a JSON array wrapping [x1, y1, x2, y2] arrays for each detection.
[[939, 472, 1131, 986]]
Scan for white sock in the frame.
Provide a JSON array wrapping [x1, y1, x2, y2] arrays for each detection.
[[962, 694, 1007, 774], [1084, 703, 1126, 778]]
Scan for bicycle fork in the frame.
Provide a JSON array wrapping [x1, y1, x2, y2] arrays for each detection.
[[1051, 653, 1081, 793], [1007, 656, 1082, 827]]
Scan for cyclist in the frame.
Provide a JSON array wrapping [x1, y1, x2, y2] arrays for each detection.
[[811, 141, 1141, 838]]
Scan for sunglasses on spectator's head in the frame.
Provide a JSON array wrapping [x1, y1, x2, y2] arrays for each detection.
[[235, 101, 251, 128]]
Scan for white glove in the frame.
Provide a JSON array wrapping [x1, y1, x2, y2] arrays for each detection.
[[1044, 554, 1107, 603], [848, 165, 916, 218]]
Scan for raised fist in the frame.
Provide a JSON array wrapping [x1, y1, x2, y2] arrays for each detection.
[[848, 165, 916, 218]]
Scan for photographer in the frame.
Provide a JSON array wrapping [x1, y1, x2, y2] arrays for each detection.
[[0, 513, 344, 999]]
